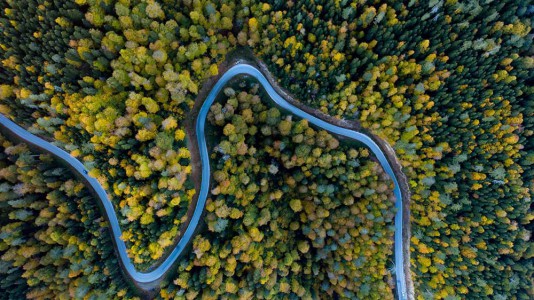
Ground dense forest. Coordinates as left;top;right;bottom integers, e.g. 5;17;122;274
251;1;533;298
0;132;132;299
0;0;532;299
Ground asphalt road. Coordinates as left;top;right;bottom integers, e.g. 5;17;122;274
0;63;407;299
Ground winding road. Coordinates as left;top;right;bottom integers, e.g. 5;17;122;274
0;63;408;299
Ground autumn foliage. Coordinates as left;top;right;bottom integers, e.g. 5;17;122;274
0;0;532;299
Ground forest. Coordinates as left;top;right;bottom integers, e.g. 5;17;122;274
0;0;532;299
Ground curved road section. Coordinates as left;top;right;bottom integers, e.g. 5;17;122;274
0;64;407;300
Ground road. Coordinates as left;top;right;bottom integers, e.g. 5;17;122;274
0;63;408;299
